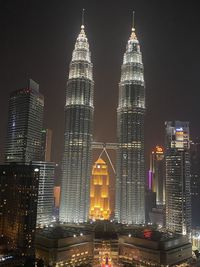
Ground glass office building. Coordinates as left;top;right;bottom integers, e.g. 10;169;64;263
33;161;55;227
165;121;191;238
5;79;44;163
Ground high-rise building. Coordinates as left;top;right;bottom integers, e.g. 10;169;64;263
165;121;191;238
5;79;44;163
4;79;55;228
115;13;146;224
150;146;165;206
41;129;52;162
0;164;39;257
60;19;94;223
90;158;111;220
190;138;200;226
33;161;55;227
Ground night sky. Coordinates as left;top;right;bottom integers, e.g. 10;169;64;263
0;0;200;182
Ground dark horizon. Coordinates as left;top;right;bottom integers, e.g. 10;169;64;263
1;0;200;181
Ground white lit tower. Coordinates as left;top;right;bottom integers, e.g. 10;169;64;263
165;121;191;238
60;11;94;223
115;12;145;224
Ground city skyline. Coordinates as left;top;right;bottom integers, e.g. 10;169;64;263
0;1;200;177
0;2;199;265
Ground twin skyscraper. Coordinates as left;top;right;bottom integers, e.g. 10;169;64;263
60;12;146;224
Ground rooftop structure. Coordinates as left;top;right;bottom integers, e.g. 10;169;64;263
35;225;93;267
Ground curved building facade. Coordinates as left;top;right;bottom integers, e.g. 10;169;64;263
60;24;94;223
115;22;146;224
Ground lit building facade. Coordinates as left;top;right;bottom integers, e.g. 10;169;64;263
54;186;61;209
118;229;192;267
5;79;44;163
190;138;200;226
35;226;94;267
192;228;200;250
150;146;165;206
90;158;111;220
165;121;191;238
53;186;61;221
0;164;39;257
115;16;145;224
60;22;94;223
33;161;55;227
41;129;53;162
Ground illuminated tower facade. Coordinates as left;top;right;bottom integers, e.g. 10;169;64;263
5;79;44;163
90;158;111;220
60;19;94;223
41;129;52;162
150;146;165;206
165;121;191;238
190;138;200;226
115;13;145;224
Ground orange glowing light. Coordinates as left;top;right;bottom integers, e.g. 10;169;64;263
156;146;163;153
54;186;60;208
152;145;164;155
176;131;183;135
90;158;111;220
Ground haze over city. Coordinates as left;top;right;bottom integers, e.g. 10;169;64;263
0;0;200;171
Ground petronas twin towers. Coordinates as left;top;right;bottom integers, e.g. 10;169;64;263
60;24;94;223
60;13;146;224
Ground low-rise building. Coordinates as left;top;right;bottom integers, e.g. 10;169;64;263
118;228;192;266
35;225;93;267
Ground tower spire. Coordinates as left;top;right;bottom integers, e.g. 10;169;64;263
132;10;135;32
130;10;137;40
81;8;85;29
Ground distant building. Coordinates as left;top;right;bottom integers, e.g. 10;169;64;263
165;121;191;238
0;164;39;257
149;207;165;227
150;145;165;206
190;138;200;226
115;13;145;224
41;129;52;162
90;158;111;220
5;79;44;163
33;161;55;227
145;189;156;224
